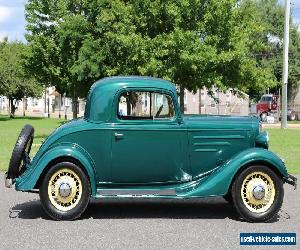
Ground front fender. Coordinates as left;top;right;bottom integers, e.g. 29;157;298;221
15;143;97;196
181;147;288;197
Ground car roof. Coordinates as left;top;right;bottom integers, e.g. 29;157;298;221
85;76;177;122
91;76;176;92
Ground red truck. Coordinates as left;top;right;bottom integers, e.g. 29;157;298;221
256;94;278;121
256;94;297;121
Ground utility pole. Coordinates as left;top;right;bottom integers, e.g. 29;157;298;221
281;0;290;129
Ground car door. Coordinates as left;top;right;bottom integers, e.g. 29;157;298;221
110;89;189;184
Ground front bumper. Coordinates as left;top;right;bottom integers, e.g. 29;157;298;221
4;172;15;188
284;174;297;190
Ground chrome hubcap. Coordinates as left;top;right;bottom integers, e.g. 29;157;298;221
252;184;265;200
59;182;72;197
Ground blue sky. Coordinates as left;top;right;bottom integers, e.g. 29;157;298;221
0;0;299;42
0;0;26;41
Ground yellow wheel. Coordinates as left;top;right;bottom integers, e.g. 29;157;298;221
40;162;90;220
232;166;283;222
48;168;82;212
241;171;275;213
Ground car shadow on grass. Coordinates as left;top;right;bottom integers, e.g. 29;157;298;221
8;197;283;222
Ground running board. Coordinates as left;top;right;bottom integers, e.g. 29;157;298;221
96;189;176;197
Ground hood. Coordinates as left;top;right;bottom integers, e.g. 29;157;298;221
183;114;258;130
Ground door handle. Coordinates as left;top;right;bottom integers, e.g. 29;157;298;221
114;132;124;139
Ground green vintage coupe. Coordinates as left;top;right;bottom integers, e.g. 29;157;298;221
5;76;297;221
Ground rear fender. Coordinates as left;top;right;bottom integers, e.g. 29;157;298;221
15;143;97;196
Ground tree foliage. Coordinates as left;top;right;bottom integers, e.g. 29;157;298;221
0;39;42;117
24;0;300;114
242;0;300;101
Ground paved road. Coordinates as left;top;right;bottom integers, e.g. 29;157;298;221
0;172;299;250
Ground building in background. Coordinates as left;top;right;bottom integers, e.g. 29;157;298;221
0;86;86;118
184;88;249;116
0;86;249;118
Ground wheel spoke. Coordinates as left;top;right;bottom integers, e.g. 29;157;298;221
240;171;275;213
47;168;82;212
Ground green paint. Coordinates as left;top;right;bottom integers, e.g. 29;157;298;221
14;76;292;198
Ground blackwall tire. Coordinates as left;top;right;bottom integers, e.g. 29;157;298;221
231;165;283;222
223;192;233;203
260;113;267;122
288;111;296;121
7;124;34;179
39;162;90;221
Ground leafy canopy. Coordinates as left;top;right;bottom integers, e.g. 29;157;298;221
24;0;300;113
0;39;42;102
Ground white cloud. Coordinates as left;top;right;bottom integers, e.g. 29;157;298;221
0;6;13;23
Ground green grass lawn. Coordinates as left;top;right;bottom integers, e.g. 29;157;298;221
0;115;64;171
266;128;300;174
287;120;300;124
0;115;299;174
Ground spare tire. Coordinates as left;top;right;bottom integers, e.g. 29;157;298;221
7;124;34;179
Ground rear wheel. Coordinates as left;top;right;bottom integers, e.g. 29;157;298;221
39;162;90;220
231;166;283;222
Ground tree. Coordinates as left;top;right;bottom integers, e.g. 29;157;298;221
25;0;290;114
74;0;277;112
25;0;98;118
241;0;300;101
0;39;42;117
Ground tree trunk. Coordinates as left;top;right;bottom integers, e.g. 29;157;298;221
72;97;78;119
198;89;202;114
179;85;185;114
23;98;26;117
8;98;11;116
44;87;47;114
9;98;16;118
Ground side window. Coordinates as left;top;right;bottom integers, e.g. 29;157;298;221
151;92;174;119
118;91;151;120
117;91;175;120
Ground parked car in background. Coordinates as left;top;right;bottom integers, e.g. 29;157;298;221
5;76;297;221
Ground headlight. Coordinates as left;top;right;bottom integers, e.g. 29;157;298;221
255;131;269;149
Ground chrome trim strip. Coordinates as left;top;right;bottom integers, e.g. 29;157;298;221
193;142;231;146
97;189;176;196
193;135;245;139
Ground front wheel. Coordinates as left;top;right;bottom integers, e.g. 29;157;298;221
39;162;90;220
231;166;283;222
